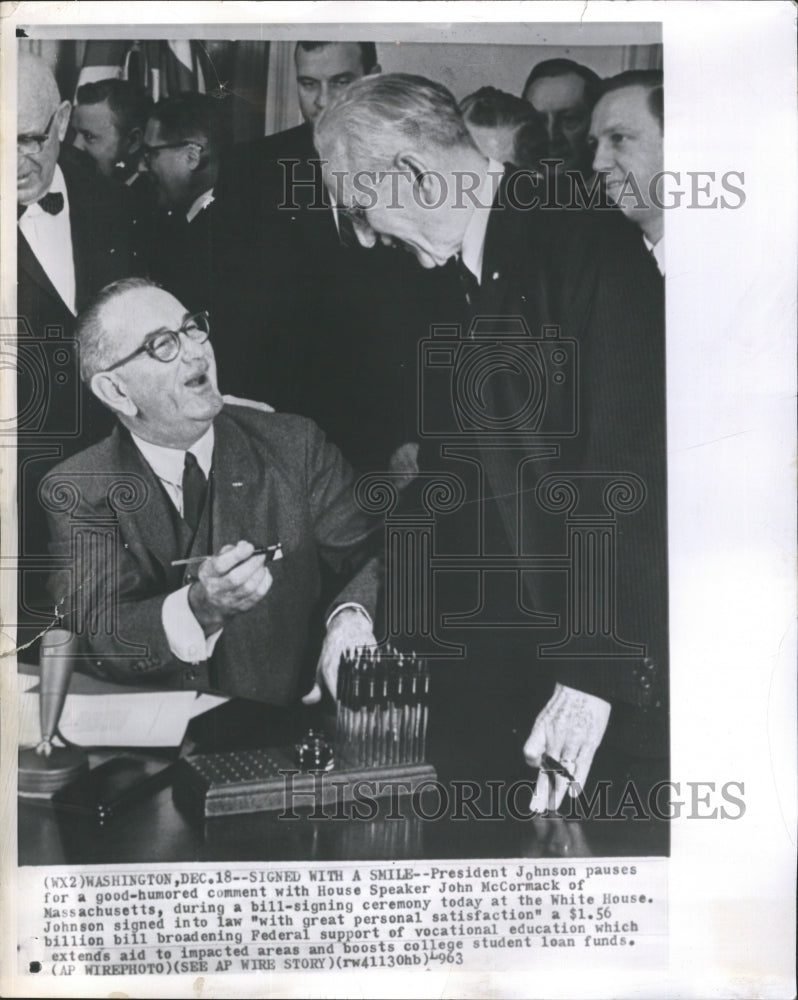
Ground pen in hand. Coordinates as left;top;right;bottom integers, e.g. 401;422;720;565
541;753;577;785
171;542;282;567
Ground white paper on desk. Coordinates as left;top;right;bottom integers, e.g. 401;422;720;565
17;673;227;748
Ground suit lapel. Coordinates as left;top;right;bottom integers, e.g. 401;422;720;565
480;178;551;329
17;229;64;309
209;411;276;553
112;429;186;583
62;157;94;310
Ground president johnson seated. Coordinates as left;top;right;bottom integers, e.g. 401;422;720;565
43;278;379;710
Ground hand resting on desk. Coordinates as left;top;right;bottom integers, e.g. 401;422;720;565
301;607;377;705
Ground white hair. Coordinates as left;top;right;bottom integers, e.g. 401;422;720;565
314;72;475;175
18;52;62;117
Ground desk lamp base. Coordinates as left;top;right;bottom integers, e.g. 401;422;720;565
18;743;89;796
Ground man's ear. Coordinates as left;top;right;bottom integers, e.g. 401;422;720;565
90;371;138;418
55;100;72;142
395;150;439;207
125;126;143;157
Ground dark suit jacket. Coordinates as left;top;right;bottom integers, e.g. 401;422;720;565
17;147;143;623
17;144;142;331
147;197;220;317
213;124;463;472
43;404;379;705
17;145;141;449
422;172;668;755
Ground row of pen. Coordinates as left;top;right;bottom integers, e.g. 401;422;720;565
335;647;431;768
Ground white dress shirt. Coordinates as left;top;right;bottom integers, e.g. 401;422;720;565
18;165;76;315
643;235;666;276
459;158;505;283
186;187;215;224
130;427;220;664
129;425;370;665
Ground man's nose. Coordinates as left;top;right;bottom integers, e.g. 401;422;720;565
544;114;559;143
591;139;612;173
72;132;86;152
315;82;330;111
179;329;208;361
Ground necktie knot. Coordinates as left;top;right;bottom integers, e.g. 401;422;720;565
39;191;64;215
182;451;207;532
18;191;64;220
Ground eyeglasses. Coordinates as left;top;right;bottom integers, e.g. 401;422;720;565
104;312;211;372
140;140;205;164
18;109;58;156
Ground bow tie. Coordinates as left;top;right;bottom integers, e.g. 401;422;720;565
18;191;64;219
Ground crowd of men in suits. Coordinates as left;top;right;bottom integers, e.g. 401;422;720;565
16;43;666;811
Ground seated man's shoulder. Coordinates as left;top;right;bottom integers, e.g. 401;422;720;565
48;431;117;475
220;401;318;447
39;431;127;513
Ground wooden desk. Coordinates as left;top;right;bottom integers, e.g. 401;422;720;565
18;744;668;865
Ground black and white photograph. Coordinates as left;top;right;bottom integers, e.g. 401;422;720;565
0;3;795;997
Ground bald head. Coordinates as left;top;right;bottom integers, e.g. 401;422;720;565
18;53;71;206
19;54;61;118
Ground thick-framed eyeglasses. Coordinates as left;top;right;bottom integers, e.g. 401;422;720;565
104;312;211;372
17;109;58;156
140;140;205;164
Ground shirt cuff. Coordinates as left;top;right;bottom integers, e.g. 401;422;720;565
326;603;373;630
162;586;223;664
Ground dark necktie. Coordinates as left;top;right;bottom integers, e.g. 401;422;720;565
182;451;207;532
336;209;360;249
455;255;480;308
17;191;64;220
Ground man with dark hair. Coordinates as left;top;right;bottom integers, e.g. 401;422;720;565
217;40;380;229
140;92;223;214
522;57;602;177
590;70;665;273
71;78;153;181
294;41;379;121
139;92;229;315
44;279;379;731
460;86;548;170
315;73;667;812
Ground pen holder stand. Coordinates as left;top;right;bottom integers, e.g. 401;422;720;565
172;648;436;821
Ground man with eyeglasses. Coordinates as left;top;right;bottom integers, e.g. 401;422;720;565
16;53;142;637
43;278;379;741
17;54;140;339
138;92;230;318
314;74;667;815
